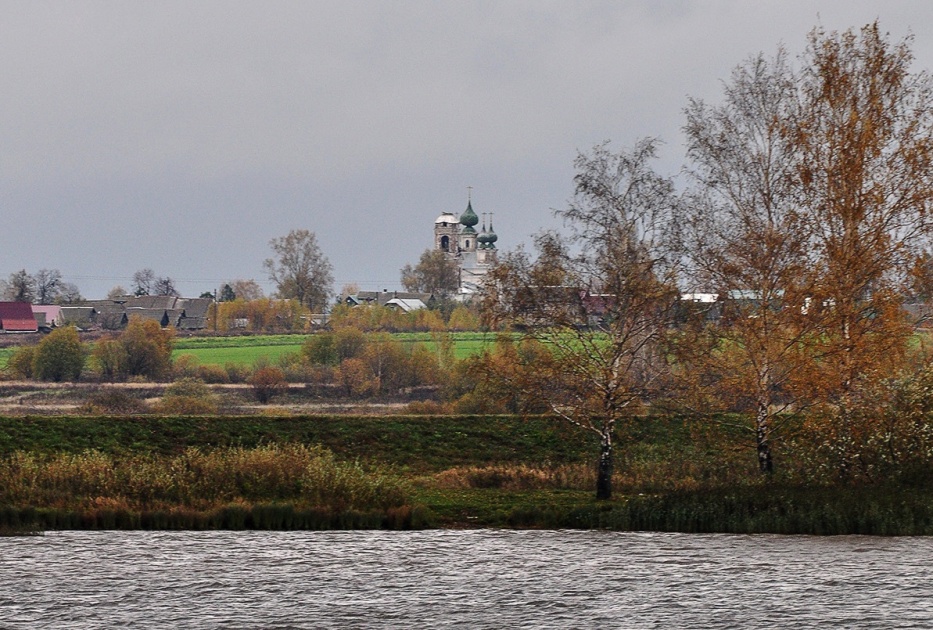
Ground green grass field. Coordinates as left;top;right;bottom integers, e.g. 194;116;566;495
0;332;498;372
173;340;307;366
171;332;495;367
0;347;12;370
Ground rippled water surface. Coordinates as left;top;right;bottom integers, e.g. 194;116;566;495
1;530;932;628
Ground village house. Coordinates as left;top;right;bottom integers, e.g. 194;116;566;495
384;297;428;313
346;291;434;309
30;305;62;330
0;302;38;333
13;296;216;332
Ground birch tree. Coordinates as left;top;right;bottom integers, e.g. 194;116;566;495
679;50;812;474
482;139;680;500
789;23;933;477
264;229;334;312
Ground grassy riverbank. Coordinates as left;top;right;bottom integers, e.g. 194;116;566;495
0;413;931;534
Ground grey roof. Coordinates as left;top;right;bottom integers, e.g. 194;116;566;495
70;296;212;329
384;298;427;312
125;296;179;310
81;300;123;309
59;306;95;323
353;291;434;306
178;316;207;330
95;309;128;330
95;304;126;315
126;308;169;324
178;297;213;319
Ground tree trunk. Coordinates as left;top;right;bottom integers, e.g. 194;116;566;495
596;430;613;500
755;400;773;474
837;404;853;481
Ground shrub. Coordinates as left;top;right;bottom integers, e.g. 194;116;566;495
302;333;338;366
334;327;366;361
120;318;174;380
91;337;126;381
172;354;200;379
447;305;480;331
214;298;310;333
407;344;444;388
334;358;376;397
154;395;218;415
154;378;218;414
275;352;309;382
196;364;230;384
32;326;85;382
78;389;149;415
163;378;213;399
224;362;250;383
6;346;36;379
789;364;933;485
249;367;288;404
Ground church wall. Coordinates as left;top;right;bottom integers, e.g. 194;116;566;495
432;203;498;294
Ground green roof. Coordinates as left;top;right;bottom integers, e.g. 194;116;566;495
460;200;479;228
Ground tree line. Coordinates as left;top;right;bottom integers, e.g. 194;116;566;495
1;269;83;304
480;22;933;499
1;228;337;310
3;319;477;409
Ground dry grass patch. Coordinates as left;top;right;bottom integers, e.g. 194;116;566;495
430;463;596;491
0;444;411;513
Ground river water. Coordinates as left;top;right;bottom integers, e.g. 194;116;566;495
1;530;931;628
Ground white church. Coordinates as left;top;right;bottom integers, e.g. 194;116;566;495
433;198;499;294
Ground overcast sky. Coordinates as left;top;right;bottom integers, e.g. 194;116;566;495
3;1;933;299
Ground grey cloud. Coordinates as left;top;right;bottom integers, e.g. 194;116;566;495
2;1;932;297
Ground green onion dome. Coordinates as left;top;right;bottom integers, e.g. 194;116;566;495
486;220;498;248
460;200;479;228
477;224;491;248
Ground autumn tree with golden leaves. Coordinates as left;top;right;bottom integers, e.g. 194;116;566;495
790;23;933;478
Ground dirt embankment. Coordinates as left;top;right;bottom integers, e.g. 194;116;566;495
0;380;411;416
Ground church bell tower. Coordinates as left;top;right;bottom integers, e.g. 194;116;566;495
434;210;459;253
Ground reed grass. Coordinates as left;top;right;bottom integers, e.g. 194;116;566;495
0;503;431;531
1;413;930;533
496;485;933;535
430;463;596;490
0;444;416;530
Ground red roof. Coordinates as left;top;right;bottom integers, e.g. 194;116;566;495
0;302;38;332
